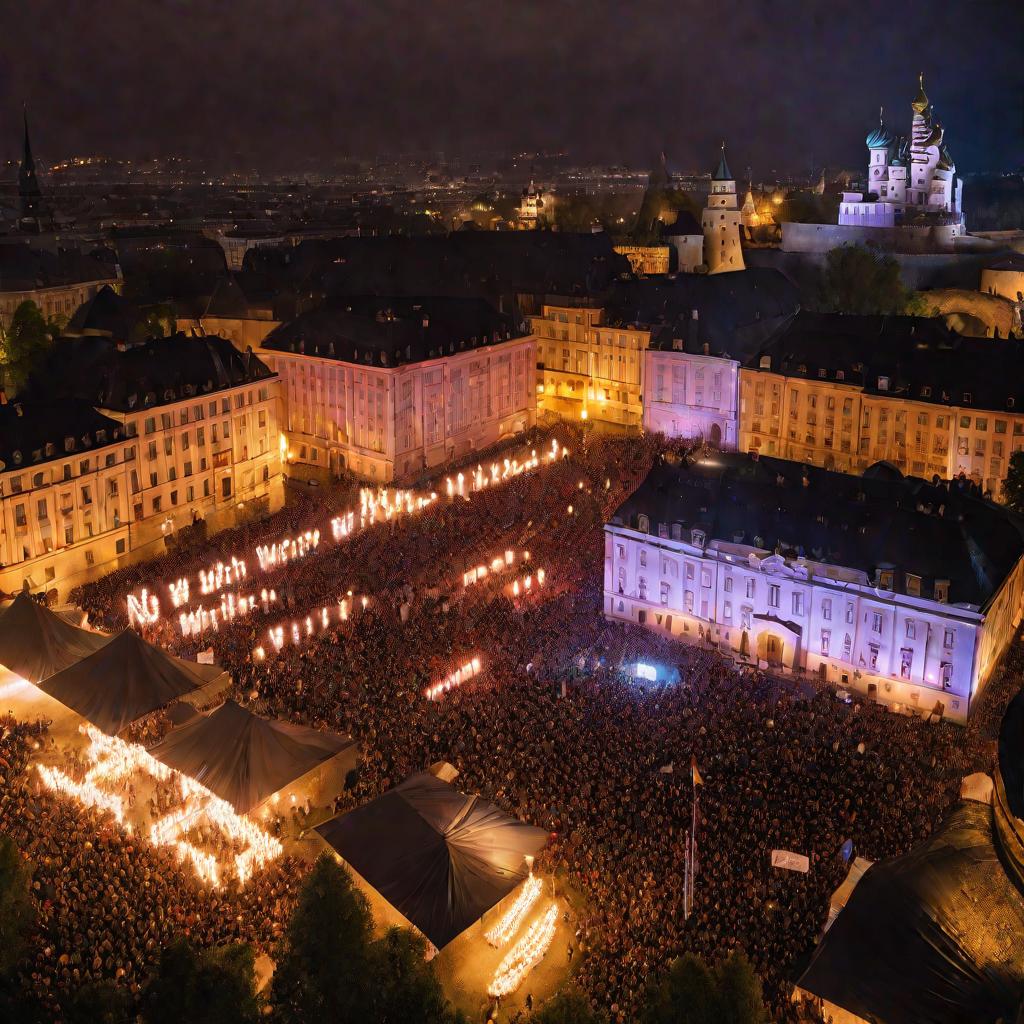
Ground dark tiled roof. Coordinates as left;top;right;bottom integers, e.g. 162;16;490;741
263;297;521;367
611;452;1024;608
26;334;274;413
987;254;1024;272
0;398;122;470
66;285;139;340
0;244;117;293
245;232;632;303
605;268;800;361
749;310;1024;410
660;211;702;237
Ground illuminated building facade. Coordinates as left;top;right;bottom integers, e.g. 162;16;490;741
605;454;1024;723
531;303;649;429
739;311;1024;496
261;297;536;481
0;336;283;599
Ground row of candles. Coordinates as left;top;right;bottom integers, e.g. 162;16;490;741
487;900;560;998
128;437;569;633
35;725;282;887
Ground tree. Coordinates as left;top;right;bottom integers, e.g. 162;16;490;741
138;303;178;340
531;987;608;1024
0;834;35;976
270;854;373;1023
0;300;61;395
815;244;921;316
139;939;260;1024
641;951;769;1024
714;951;770;1024
63;979;132;1024
642;953;719;1024
1002;451;1024;513
367;927;455;1024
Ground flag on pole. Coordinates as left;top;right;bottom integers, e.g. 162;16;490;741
691;756;704;787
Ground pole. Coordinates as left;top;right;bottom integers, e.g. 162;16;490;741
683;829;690;921
690;780;699;914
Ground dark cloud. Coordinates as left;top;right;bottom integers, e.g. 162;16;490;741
1;0;1021;172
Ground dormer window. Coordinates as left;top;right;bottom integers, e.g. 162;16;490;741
818;368;827;379
878;569;894;589
691;529;706;549
12;451;22;464
963;392;972;404
877;376;890;391
637;513;650;534
921;386;931;398
934;580;950;603
64;437;75;452
44;442;55;457
836;370;845;381
905;573;921;596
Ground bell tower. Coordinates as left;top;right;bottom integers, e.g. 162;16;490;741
701;143;744;274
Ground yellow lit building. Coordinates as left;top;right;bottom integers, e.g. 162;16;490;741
613;245;671;276
531;303;650;430
740;312;1024;496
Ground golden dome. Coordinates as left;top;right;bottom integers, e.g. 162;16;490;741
911;72;929;115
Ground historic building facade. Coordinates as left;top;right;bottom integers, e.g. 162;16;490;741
604;455;1024;724
261;298;536;482
0;336;284;600
532;303;649;430
739;312;1024;497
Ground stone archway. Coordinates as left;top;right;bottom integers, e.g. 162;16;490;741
709;422;723;447
757;631;786;667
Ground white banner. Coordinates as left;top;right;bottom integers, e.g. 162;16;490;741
771;849;810;873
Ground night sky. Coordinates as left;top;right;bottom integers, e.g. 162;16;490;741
3;0;1023;173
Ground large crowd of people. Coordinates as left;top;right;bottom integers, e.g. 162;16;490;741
0;424;1009;1020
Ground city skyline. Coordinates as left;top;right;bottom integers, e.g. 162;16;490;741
2;0;1022;174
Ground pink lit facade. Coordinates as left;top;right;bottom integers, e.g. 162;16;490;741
643;346;741;448
263;337;537;482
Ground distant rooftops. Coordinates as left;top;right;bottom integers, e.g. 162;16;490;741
604;268;799;360
0;398;122;471
611;451;1024;609
27;333;274;413
750;310;1024;411
263;296;524;367
0;244;118;293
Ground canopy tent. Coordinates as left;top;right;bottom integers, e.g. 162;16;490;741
0;593;110;683
148;700;358;813
316;772;548;950
38;629;223;735
797;799;1024;1024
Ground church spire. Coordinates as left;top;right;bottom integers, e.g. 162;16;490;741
18;105;45;228
712;141;732;182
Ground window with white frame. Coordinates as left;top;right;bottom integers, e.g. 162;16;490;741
768;584;780;608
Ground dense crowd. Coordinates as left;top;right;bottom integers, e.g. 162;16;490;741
4;425;1008;1020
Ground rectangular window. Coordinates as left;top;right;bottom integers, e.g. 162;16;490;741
821;629;830;655
746;579;755;599
871;611;883;633
724;576;733;593
943;628;954;649
792;592;804;616
906;620;916;640
768;584;780;608
822;599;832;621
701;569;712;589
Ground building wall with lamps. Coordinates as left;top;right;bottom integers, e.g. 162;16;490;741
0;336;283;600
603;454;1024;724
531;304;649;429
261;298;536;482
739;311;1024;497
